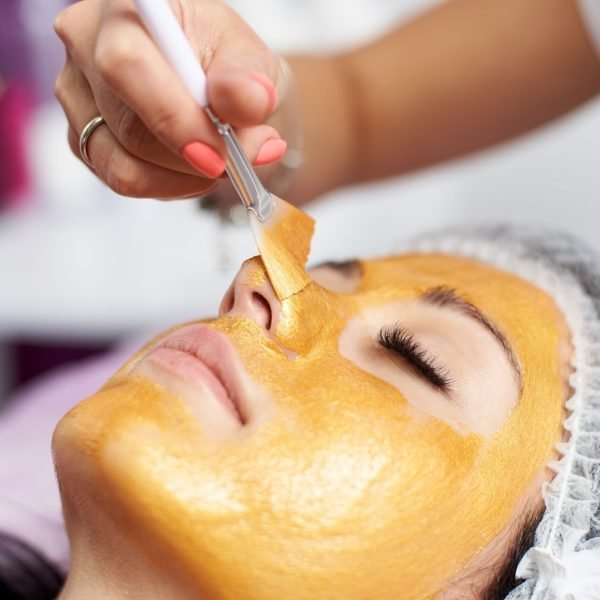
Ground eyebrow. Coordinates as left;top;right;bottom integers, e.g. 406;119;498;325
420;287;522;389
311;259;363;278
314;265;522;388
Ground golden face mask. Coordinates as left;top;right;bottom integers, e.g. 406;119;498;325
53;253;567;599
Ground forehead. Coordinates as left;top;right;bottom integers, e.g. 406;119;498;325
356;254;554;311
358;253;525;292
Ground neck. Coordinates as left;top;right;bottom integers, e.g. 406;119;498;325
58;491;200;600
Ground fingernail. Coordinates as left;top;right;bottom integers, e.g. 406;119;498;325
248;72;277;113
254;138;287;166
181;141;225;178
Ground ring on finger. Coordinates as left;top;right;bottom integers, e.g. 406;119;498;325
79;115;106;169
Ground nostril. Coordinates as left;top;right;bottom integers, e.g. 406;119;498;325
251;291;272;330
220;286;235;315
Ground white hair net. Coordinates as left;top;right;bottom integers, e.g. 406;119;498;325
400;225;600;600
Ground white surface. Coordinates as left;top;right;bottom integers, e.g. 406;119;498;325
229;0;439;53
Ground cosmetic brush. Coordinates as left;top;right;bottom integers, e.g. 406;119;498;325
134;0;314;300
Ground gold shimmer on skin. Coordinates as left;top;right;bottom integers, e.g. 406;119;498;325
243;263;267;288
54;250;567;599
250;197;315;300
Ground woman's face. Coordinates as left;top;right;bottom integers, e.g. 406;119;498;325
54;253;568;599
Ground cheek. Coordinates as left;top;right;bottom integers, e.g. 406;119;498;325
55;348;530;599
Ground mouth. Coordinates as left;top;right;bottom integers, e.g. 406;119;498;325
142;324;249;425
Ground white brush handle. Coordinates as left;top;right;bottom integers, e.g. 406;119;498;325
134;0;208;106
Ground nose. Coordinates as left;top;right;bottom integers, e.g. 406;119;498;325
218;257;281;336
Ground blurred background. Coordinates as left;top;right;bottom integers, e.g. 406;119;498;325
2;0;600;404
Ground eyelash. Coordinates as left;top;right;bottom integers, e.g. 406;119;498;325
376;324;454;393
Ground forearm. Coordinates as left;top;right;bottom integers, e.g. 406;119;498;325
286;0;600;201
278;55;356;204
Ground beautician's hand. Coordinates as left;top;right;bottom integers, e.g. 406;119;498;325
53;0;287;199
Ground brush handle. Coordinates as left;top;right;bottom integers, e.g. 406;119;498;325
134;0;208;106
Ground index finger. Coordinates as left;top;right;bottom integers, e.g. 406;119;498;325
93;0;227;176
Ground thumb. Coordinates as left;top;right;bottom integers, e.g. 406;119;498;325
205;26;280;127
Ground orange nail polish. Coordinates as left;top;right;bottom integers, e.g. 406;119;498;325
181;142;225;178
254;139;287;166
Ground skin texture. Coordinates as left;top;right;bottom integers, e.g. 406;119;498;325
54;253;567;600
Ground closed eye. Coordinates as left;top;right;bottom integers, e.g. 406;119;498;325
377;324;454;394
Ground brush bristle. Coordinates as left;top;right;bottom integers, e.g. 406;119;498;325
250;196;315;300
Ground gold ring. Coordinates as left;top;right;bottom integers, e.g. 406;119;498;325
79;115;105;168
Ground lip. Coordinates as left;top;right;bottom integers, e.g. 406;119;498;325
142;324;250;425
